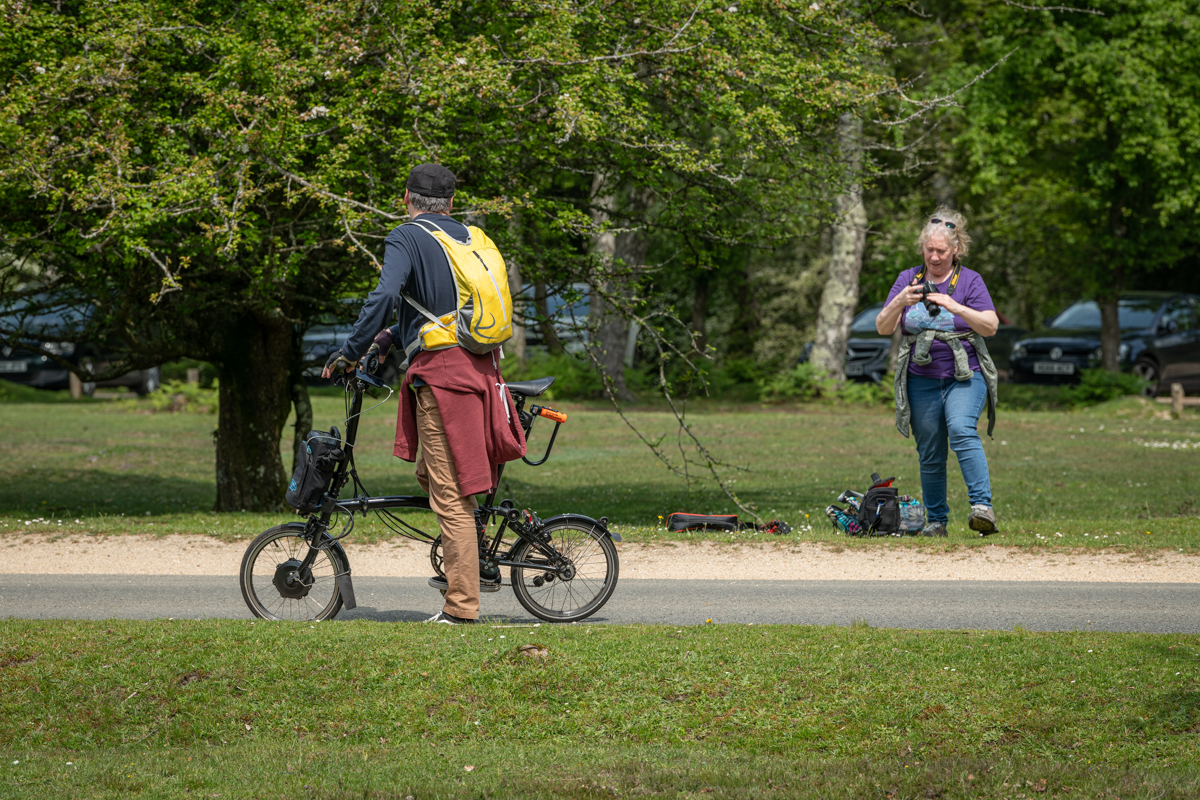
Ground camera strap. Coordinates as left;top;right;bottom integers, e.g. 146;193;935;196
914;261;961;296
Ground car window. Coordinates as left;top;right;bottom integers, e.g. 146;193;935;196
850;305;882;333
1050;299;1161;330
1161;301;1195;332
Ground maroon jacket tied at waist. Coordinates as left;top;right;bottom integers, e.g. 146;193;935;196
393;348;527;497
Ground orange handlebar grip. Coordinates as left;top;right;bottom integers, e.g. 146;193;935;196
538;407;568;424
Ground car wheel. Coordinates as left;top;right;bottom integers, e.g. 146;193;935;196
1131;358;1160;397
135;366;161;396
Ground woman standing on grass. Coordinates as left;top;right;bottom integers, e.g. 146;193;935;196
876;206;1000;537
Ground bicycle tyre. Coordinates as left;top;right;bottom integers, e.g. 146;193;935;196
509;520;618;623
240;524;344;621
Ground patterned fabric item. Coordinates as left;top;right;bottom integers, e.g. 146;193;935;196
899;495;927;534
825;505;864;536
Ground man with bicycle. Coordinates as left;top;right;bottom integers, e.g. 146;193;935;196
323;163;525;625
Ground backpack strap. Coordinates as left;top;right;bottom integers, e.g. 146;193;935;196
405;216;473;246
398;218;464;345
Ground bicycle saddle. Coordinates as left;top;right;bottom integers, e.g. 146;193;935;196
506;376;555;397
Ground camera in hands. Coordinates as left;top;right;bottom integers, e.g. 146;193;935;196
915;280;941;318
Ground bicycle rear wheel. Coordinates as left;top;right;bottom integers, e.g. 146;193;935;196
240;525;344;621
509;520;618;623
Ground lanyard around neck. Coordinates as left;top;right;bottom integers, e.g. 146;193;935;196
915;262;961;296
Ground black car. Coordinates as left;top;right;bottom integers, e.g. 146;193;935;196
0;302;161;396
800;303;1026;383
1009;292;1200;395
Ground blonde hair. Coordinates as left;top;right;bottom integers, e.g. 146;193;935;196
917;205;971;259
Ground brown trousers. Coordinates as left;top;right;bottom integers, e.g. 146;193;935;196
414;388;480;619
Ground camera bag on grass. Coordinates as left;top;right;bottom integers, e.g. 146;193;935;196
856;473;900;535
825;476;926;537
666;512;792;535
286;428;346;513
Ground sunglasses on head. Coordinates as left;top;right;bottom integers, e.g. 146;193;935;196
930;217;957;229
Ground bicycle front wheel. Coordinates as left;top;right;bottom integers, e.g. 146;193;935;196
509;520;618;623
240;525;344;621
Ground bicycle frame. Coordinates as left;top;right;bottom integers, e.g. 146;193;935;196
291;367;617;611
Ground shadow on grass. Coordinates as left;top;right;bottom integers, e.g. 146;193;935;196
2;468;217;517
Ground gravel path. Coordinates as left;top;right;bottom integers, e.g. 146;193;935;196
4;534;1197;582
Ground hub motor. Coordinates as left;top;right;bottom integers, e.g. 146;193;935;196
272;558;314;600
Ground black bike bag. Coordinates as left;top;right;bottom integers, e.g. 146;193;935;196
856;473;900;535
285;429;346;514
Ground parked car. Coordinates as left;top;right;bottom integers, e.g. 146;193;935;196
518;283;591;354
799;303;1026;382
301;318;402;386
0;301;161;396
1008;292;1200;395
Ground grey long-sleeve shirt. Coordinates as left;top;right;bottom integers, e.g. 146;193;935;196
339;213;468;363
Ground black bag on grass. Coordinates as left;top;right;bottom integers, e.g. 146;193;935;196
856;473;900;535
666;512;740;532
666;512;792;535
285;428;346;513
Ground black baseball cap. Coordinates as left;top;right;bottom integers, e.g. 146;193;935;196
406;163;456;198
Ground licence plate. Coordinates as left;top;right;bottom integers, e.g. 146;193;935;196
845;363;864;376
0;360;27;374
1033;361;1074;375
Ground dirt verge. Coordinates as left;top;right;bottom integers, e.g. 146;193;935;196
4;535;1199;582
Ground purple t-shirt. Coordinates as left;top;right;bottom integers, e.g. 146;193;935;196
885;265;995;379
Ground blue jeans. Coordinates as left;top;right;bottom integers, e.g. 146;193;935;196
907;372;992;524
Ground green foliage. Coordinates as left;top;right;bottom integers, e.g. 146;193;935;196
505;353;603;401
1059;368;1150;408
118;380;219;414
0;378;77;404
995;382;1065;412
758;364;892;405
997;370;1149;411
160;359;218;390
759;362;823;402
958;0;1200;301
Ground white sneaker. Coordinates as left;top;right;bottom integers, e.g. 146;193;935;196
424;610;479;625
968;504;998;536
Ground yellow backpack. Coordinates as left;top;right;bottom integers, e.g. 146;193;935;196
401;218;513;358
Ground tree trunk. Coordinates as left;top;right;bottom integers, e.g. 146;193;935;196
809;114;868;384
213;311;295;511
1099;297;1121;373
288;329;313;477
588;174;643;403
506;214;527;369
532;282;563;355
692;271;710;352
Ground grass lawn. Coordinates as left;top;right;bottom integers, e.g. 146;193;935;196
2;384;1198;550
2;620;1199;798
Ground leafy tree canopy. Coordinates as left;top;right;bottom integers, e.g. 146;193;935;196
0;0;893;509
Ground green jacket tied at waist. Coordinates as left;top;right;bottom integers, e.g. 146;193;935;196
894;329;997;439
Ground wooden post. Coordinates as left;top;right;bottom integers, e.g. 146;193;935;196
68;372;83;400
1170;382;1185;417
186;367;200;385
